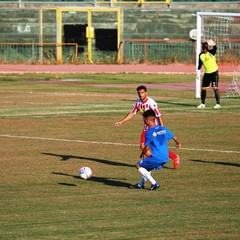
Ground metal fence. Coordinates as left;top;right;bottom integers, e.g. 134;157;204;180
121;39;240;64
1;40;239;64
0;43;78;64
121;39;196;64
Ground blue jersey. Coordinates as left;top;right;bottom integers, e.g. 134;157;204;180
145;125;174;163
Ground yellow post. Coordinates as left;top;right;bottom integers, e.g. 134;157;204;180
87;11;93;63
56;9;62;63
42;7;121;64
39;9;43;64
116;9;121;63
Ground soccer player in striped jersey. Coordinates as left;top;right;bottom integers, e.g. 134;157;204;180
114;85;180;169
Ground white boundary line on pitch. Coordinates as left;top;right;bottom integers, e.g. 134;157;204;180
0;134;240;154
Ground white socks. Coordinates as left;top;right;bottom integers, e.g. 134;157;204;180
138;167;156;185
139;176;147;186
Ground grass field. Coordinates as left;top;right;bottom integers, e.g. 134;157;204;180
0;73;239;240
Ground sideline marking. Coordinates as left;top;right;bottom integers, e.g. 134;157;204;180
0;134;240;154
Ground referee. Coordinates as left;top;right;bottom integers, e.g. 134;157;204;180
197;39;221;109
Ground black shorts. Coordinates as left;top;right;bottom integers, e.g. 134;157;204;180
202;70;219;88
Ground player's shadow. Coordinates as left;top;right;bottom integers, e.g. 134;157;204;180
42;152;133;168
52;172;131;188
157;100;195;107
122;99;195;108
190;159;240;167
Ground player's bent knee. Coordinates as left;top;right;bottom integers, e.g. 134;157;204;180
135;163;141;169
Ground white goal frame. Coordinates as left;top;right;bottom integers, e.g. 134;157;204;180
195;12;240;98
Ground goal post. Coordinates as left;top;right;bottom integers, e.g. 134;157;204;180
195;12;240;98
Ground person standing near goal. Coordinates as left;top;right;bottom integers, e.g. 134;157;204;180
114;85;180;169
197;39;221;109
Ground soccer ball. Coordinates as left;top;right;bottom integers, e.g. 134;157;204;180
79;167;92;180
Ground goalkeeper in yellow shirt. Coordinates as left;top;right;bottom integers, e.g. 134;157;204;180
197;39;221;109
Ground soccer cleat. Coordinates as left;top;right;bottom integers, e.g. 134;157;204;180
213;104;221;109
197;103;205;109
130;183;145;189
150;182;160;190
173;155;180;169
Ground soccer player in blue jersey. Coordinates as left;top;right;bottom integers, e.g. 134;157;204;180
130;109;181;190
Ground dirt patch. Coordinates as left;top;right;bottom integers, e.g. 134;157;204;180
26;80;229;91
0;63;236;74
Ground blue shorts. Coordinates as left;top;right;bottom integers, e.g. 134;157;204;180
138;157;168;171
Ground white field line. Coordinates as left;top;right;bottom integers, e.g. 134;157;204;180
0;134;239;154
0;90;123;98
0;109;128;117
1;107;240;118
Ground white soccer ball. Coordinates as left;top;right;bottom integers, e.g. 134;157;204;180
79;167;92;180
189;29;197;40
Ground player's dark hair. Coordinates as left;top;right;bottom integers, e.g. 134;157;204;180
137;85;147;92
202;42;208;51
142;109;156;118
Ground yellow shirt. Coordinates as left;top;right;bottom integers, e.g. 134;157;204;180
200;52;218;74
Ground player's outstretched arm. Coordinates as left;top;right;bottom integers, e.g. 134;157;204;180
158;115;164;126
173;136;181;149
114;113;135;127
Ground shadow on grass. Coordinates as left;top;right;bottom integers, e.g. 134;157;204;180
121;100;195;108
42;152;133;167
43;152;173;170
52;172;131;188
157;100;195;107
190;159;240;167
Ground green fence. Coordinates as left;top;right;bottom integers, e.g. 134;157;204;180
122;40;195;64
0;43;77;64
122;40;240;64
1;40;239;65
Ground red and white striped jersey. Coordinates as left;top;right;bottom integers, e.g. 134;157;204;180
131;97;161;129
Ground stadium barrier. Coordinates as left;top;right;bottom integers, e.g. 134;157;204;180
121;39;240;64
0;43;78;64
0;40;195;64
1;40;239;64
121;39;195;64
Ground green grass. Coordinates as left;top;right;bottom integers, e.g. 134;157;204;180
0;73;239;240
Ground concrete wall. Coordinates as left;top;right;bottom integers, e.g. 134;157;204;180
0;6;239;43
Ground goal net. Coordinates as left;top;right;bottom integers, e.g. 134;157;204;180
195;12;240;98
225;68;240;98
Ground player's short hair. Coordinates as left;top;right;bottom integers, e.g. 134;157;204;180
202;42;209;51
137;85;147;92
142;109;156;118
